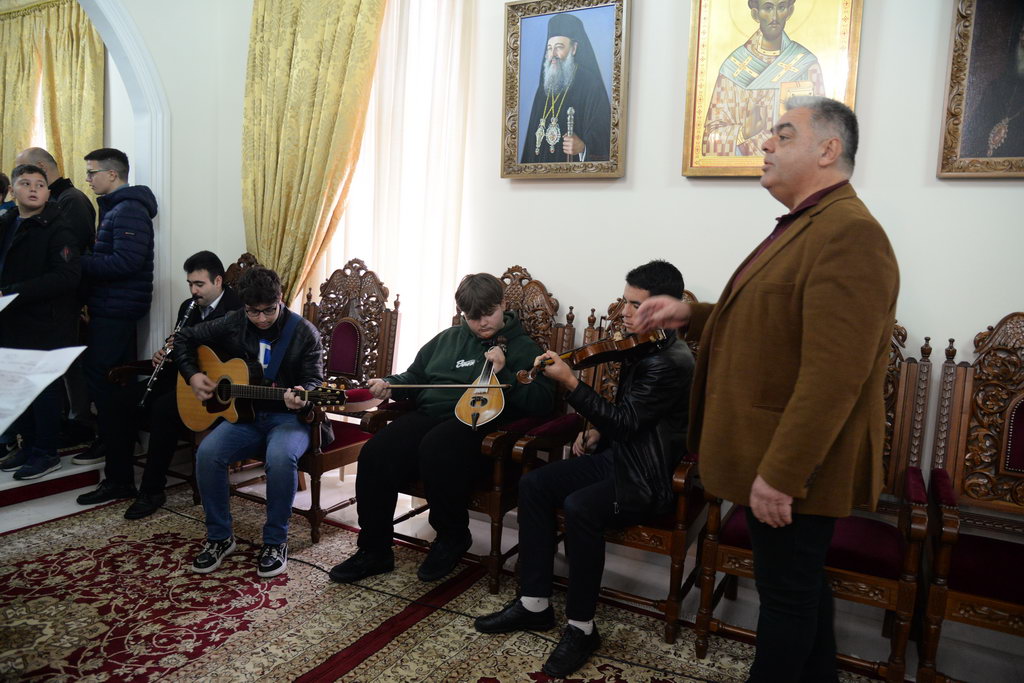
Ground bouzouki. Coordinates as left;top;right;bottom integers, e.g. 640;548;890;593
176;345;347;431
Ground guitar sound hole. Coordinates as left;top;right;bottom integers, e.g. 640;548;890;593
215;381;231;402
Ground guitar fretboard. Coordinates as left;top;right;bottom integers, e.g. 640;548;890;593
228;384;305;401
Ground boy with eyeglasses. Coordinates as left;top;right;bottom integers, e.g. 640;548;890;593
171;266;330;578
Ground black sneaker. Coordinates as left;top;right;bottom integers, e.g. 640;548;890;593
124;491;167;520
72;439;106;465
474;598;556;634
256;542;288;578
328;548;395;583
543;624;601;678
192;537;237;574
76;479;138;505
0;448;30;472
416;532;473;582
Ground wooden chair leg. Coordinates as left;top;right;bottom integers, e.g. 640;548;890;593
309;472;322;544
916;583;947;683
695;534;718;659
661;529;688;644
488;506;503;594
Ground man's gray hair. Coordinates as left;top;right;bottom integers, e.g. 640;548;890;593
785;96;858;173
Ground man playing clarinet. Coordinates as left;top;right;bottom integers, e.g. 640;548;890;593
76;251;241;519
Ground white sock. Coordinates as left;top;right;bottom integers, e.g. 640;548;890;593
519;596;549;612
568;618;594;635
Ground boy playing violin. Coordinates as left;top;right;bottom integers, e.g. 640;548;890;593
473;260;694;679
329;273;554;584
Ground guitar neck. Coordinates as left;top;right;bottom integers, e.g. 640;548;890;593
229;384;305;402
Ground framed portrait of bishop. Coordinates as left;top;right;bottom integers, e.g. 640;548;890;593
683;0;862;176
501;0;629;179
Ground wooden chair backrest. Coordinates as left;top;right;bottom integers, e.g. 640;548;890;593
451;264;577;355
877;323;932;501
303;257;399;386
930;312;1024;533
223;252;260;288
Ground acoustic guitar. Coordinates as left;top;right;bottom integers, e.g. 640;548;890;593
176;345;347;431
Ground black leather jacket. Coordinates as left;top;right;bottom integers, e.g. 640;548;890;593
171;306;332;445
566;334;694;517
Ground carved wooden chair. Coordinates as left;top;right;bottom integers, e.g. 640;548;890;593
917;316;1024;682
510;290;704;644
361;265;576;592
107;252;260;504
229;258;399;543
693;324;932;683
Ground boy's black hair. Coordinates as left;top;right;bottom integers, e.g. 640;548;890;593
11;164;48;184
237;266;283;306
626;260;685;298
455;273;505;320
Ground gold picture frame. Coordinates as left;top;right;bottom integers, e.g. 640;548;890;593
501;0;629;179
682;0;862;177
938;0;1024;178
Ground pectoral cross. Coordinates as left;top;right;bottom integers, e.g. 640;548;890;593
729;55;759;79
770;52;806;83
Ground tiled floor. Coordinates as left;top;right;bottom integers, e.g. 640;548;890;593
3;463;1022;682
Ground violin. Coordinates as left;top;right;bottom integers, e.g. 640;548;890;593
454;336;507;430
516;329;667;384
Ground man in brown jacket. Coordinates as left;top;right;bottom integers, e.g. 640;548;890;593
635;96;898;680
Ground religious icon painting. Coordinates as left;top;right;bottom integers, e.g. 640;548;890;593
682;0;863;176
501;0;630;179
938;0;1024;178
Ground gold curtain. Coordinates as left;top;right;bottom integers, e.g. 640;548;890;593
37;0;105;193
0;2;42;180
242;0;387;301
0;0;103;191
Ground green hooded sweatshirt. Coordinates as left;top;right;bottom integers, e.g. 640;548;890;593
385;311;554;419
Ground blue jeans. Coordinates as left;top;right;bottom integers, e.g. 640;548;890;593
196;411;310;545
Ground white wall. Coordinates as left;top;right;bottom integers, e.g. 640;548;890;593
461;0;1022;378
104;0;251;318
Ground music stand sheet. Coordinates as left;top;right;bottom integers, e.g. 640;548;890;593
0;346;86;434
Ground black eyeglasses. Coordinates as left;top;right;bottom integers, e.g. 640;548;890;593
245;305;279;318
85;168;112;178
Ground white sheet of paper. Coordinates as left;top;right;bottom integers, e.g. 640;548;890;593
0;346;86;434
0;293;18;314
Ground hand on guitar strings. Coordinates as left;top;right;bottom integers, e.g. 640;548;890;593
189;373;217;401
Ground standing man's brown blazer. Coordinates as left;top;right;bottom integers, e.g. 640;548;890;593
687;183;899;518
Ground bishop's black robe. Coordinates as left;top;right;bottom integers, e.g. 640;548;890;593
520;66;612;163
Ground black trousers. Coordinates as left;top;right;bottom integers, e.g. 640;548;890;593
104;378;185;493
354;411;493;550
13;379;64;456
517;449;635;622
745;506;839;682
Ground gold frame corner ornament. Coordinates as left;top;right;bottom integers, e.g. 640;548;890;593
501;0;630;180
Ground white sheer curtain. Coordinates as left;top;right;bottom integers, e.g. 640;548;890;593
302;0;474;372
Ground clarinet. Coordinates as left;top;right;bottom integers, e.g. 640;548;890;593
139;298;199;407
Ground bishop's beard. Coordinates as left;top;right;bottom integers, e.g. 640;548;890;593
543;50;576;95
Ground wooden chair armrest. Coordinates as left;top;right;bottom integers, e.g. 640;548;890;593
671;460;696;493
360;407;411;433
108;360;155;385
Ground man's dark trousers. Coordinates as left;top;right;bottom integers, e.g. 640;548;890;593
354;411;494;550
517;448;633;621
104;377;185;494
84;316;137;445
745;506;839;682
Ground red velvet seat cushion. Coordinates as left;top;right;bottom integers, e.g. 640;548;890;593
718;507;905;580
502;415;555;435
525;413;584;438
948;533;1024;605
345;388;375;402
328;420;373;448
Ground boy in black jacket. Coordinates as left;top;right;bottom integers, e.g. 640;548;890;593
172;266;326;578
473;261;694;678
0;164;81;480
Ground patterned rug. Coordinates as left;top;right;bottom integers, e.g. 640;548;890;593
0;488;876;682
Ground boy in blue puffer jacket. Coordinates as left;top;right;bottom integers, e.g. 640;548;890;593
78;148;157;466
